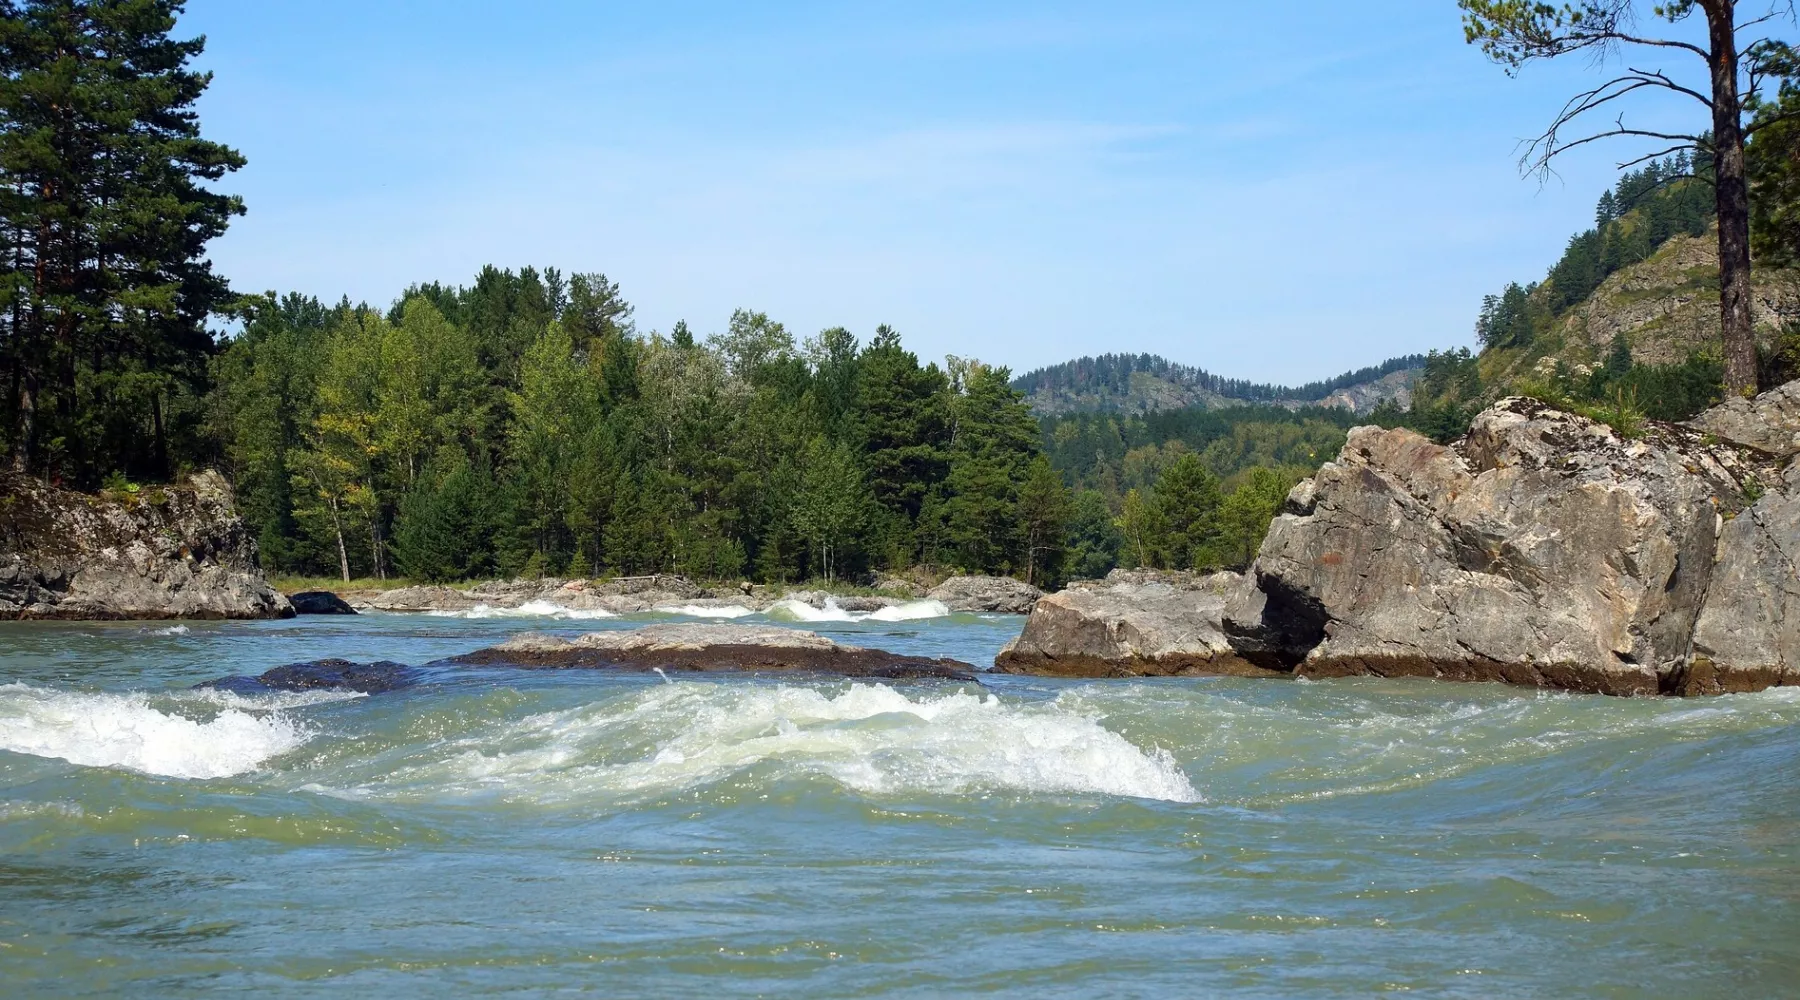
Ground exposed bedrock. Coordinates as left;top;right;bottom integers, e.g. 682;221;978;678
450;622;979;681
0;470;291;620
1222;392;1792;695
1002;384;1800;696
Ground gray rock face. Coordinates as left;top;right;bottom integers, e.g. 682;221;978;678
927;575;1042;613
1688;379;1800;457
452;623;976;680
1687;488;1800;693
995;571;1275;678
1223;393;1789;696
0;471;291;620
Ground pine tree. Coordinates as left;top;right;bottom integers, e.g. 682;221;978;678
0;0;245;482
1155;453;1222;570
1015;456;1073;586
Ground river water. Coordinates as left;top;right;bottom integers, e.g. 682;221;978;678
2;608;1798;997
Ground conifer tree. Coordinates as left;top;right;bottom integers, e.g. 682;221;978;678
0;0;245;481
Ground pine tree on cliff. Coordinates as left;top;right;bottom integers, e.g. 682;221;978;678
0;0;244;482
1459;0;1796;396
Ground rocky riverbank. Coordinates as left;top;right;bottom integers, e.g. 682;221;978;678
0;471;291;620
318;572;1040;617
1002;383;1800;697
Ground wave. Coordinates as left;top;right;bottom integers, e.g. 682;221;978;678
319;682;1198;805
654;603;756;619
762;597;951;624
0;683;314;779
149;624;190;636
427;600;617;620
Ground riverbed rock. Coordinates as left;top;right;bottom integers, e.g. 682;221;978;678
1224;393;1786;696
927;575;1042;613
451;622;977;680
201;658;418;695
995;571;1275;678
289;590;357;615
1685;487;1800;694
0;470;291;620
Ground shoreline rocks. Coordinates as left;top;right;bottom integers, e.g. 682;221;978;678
348;572;1040;617
450;622;978;680
0;471;291;620
927;575;1042;613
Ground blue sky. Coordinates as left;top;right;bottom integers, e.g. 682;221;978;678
179;1;1709;384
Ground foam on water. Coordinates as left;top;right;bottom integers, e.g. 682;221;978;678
656;603;757;619
149;624;190;636
0;683;313;779
328;682;1198;804
763;597;951;624
428;600;617;620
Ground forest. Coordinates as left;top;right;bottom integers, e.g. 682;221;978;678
1012;352;1425;407
9;2;1800;592
207;281;1304;587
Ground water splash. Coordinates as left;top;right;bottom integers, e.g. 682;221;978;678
426;600;617;620
320;681;1199;805
0;683;314;779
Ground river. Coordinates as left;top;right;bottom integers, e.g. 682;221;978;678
2;608;1797;997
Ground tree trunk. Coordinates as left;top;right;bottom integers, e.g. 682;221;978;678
329;497;350;582
1708;1;1759;395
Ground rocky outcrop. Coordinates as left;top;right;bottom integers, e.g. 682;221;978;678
995;569;1274;678
927;575;1042;613
451;623;976;680
0;471;291;620
289;590;357;615
1223;392;1789;696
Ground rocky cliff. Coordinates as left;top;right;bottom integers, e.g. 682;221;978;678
0;471;291;620
1002;383;1800;696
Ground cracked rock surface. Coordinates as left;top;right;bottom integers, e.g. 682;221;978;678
1219;390;1793;695
0;470;291;620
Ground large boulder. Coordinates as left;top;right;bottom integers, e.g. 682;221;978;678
451;623;976;680
1224;394;1786;695
927;575;1042;613
995;570;1274;678
0;471;291;620
289;590;357;615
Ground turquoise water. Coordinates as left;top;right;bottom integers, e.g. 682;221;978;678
3;610;1799;997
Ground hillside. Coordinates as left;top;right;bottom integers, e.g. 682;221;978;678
1479;229;1800;387
1393;153;1800;437
1014;353;1423;416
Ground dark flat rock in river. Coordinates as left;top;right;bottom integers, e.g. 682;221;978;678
450;622;978;680
289;590;357;615
201;658;418;695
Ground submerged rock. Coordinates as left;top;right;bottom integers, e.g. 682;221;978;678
289;590;357;615
0;470;291;620
927;575;1042;614
451;622;977;680
1224;392;1788;696
995;571;1276;678
201;658;417;694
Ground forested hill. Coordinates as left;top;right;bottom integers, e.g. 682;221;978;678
1012;353;1424;416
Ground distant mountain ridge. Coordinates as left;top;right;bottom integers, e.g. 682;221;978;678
1012;352;1425;416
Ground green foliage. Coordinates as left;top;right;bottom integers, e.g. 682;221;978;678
1064;489;1123;581
0;0;246;484
391;449;497;583
1015;456;1074;587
